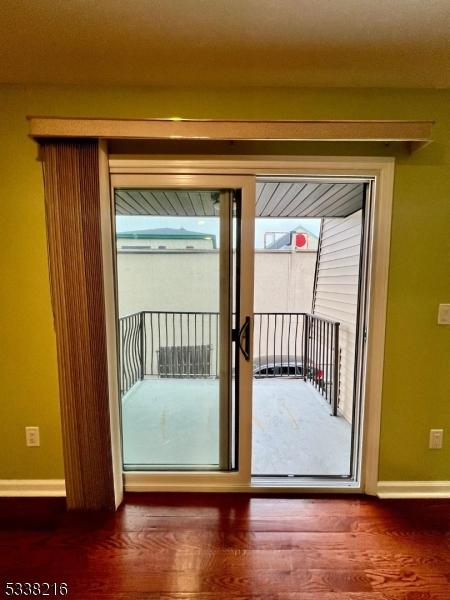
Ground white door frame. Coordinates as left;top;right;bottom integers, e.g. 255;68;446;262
104;155;395;494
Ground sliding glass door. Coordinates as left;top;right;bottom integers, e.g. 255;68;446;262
110;170;370;489
110;175;254;475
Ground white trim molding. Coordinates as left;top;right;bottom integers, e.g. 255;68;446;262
0;480;66;497
377;481;450;499
110;156;393;494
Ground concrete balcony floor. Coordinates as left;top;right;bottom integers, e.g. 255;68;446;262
121;378;351;476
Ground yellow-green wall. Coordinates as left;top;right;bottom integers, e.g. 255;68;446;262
0;85;449;481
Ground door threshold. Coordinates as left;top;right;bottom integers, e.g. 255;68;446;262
123;472;362;493
251;476;361;492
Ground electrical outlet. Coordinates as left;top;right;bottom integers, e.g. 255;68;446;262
25;426;40;447
437;304;450;325
429;429;443;449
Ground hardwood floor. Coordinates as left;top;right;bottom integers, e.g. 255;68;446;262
0;494;449;599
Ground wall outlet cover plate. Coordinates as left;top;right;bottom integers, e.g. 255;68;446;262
438;304;450;325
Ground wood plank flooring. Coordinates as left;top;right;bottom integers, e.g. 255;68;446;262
0;494;449;599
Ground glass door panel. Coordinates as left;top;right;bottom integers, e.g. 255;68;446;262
113;185;239;471
251;177;367;480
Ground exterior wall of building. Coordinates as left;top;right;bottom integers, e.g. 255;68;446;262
117;250;317;317
117;237;214;250
312;211;363;421
254;250;317;313
117;251;220;315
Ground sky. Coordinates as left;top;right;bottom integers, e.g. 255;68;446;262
116;216;320;249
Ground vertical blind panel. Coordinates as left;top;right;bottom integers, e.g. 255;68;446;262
41;140;115;510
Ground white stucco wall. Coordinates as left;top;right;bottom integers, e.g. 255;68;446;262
116;250;317;317
117;237;214;250
254;251;317;313
117;251;220;316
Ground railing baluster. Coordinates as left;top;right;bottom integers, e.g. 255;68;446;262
141;313;145;377
327;322;331;404
194;313;197;376
187;313;190;376
294;314;299;376
317;319;320;389
287;314;291;373
201;313;205;375
325;322;329;402
125;317;131;391
322;321;326;395
216;313;219;378
142;312;147;378
179;313;183;376
157;312;161;376
258;314;262;375
273;314;277;378
301;314;306;381
310;317;314;386
123;318;128;392
134;314;139;382
332;322;339;416
120;319;124;395
314;317;318;388
208;313;211;377
171;313;174;376
317;321;324;390
148;312;153;376
163;315;167;376
311;316;314;382
131;314;136;382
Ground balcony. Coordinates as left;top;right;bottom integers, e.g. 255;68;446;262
119;311;351;476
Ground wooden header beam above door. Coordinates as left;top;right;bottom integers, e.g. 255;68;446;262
28;117;433;153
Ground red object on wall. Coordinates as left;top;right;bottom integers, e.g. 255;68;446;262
294;233;308;248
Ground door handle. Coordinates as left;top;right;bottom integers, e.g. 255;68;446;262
238;316;251;361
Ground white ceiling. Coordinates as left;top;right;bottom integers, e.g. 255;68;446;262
1;0;449;89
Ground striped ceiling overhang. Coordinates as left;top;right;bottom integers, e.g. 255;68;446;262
115;181;365;218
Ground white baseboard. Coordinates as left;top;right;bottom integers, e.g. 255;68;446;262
2;479;448;498
377;480;450;499
0;480;66;497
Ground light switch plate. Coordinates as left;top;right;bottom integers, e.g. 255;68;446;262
438;304;450;325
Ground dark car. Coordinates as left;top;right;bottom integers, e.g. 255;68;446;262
253;359;324;381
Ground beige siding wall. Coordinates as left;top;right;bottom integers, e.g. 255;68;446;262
313;210;362;422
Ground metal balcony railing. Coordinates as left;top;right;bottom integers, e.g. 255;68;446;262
119;311;340;415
